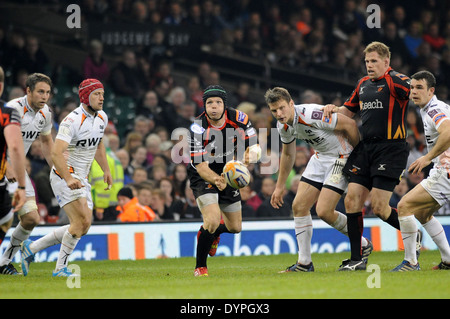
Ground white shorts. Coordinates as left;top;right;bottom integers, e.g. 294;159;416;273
420;167;450;206
25;172;35;198
50;170;93;209
302;154;348;193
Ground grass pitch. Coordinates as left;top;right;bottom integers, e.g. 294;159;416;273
1;251;448;299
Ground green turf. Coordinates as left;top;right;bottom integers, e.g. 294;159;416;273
0;251;448;299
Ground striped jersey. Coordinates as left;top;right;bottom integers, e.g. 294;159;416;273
344;67;410;140
0;101;21;180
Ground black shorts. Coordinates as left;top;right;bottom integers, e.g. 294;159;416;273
0;184;12;221
188;170;241;205
343;139;409;191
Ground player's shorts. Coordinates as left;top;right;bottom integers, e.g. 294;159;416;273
301;153;348;195
343;139;408;191
50;169;93;209
0;181;13;224
188;171;241;212
420;167;450;206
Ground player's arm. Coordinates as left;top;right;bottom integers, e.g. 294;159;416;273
4;123;26;211
334;113;360;147
94;139;112;190
271;140;296;209
409;119;450;174
39;132;54;168
195;161;227;191
51;139;83;190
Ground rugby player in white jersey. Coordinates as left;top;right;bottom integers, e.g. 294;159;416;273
20;79;112;277
0;73;53;275
392;70;450;271
266;87;373;272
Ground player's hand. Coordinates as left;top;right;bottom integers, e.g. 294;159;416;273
408;155;431;175
104;171;113;191
12;188;26;212
322;104;338;119
270;186;285;209
66;176;84;190
215;174;227;191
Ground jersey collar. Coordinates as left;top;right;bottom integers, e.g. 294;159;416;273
422;95;438;112
372;67;392;82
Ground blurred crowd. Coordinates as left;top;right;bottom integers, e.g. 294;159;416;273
1;0;450;224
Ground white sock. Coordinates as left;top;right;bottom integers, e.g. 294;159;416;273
330;212;368;247
399;215;418;265
0;224;30;266
30;225;69;254
55;230;80;271
294;215;313;265
422;217;450;263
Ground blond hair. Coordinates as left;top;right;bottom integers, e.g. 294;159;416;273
363;41;391;60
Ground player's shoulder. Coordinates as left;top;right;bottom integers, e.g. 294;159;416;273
96;110;108;123
228;107;250;126
5;96;26;112
296;103;327;123
388;69;410;85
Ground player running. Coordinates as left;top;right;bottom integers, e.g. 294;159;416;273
0;73;53;275
20;79;112;277
266;87;373;272
188;85;258;277
392;71;450;271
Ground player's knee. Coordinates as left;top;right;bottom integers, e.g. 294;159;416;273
315;206;333;222
396;198;409;216
20;210;41;229
227;224;242;234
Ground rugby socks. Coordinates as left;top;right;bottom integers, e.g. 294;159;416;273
0;224;30;266
330;211;368;247
30;225;70;254
294;215;313;265
213;221;230;237
384;208;400;230
196;226;215;268
422;217;450;263
398;215;418;265
55;230;80;271
347;212;363;261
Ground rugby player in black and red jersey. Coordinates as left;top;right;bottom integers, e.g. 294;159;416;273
323;41;420;271
188;85;257;277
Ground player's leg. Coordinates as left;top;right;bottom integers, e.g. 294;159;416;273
410;175;450;269
392;184;437;271
52;197;91;277
316;187;372;259
371;176;401;230
195;194;222;276
280;179;319;272
0;195;40;268
341;182;370;270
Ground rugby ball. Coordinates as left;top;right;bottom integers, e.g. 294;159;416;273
223;160;251;189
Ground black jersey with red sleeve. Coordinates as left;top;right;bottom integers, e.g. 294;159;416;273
0;101;22;180
188;107;257;177
343;67;410;141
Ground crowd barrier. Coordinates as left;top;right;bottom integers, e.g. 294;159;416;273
2;216;450;263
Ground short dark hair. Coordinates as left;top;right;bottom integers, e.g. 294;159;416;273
26;73;52;92
264;87;292;105
411;70;436;89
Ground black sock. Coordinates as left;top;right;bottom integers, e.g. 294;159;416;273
384;208;400;230
347;212;363;261
196;226;215;268
213;223;230;237
0;228;6;247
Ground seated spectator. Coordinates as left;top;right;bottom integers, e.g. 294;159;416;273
129;145;148;173
177;180;201;219
158;177;184;220
151;188;174;220
116;187;158;222
115;148;133;186
83;39;109;82
131;167;148;185
109;49;147;100
172;163;188;200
